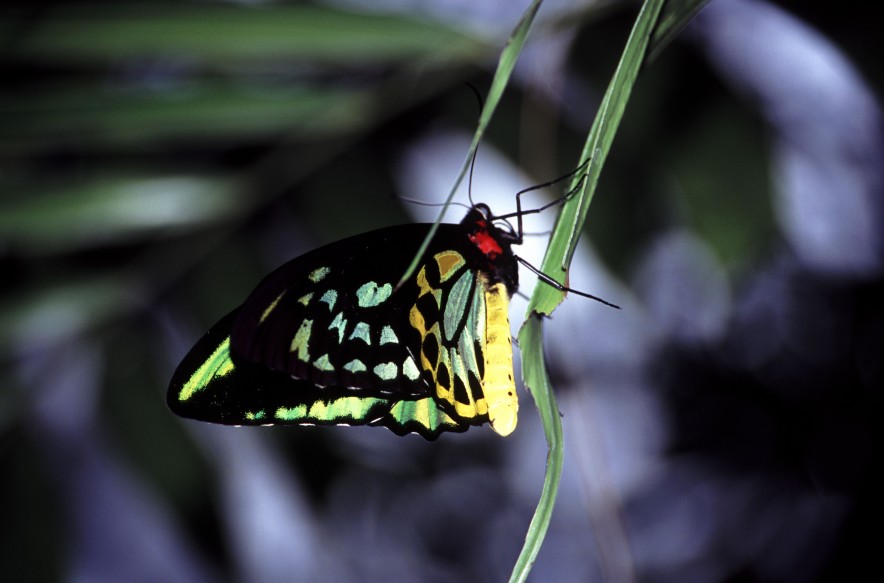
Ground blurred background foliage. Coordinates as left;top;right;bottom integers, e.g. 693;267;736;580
1;1;881;582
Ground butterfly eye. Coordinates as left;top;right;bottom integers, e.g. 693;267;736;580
474;203;492;219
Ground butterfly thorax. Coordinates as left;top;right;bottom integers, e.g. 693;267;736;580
460;203;519;295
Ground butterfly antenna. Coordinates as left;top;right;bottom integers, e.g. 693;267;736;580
467;143;479;206
465;83;486;207
399;196;471;211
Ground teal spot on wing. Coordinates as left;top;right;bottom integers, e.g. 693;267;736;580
373;362;398;381
319;289;337;311
349;322;371;344
402;356;420;380
328;312;347;343
380;325;399;345
356;282;392;307
344;359;367;373
447;277;485;393
313;354;335;372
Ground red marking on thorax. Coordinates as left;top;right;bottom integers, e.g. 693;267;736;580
470;226;503;259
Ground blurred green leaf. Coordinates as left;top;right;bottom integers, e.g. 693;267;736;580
0;84;380;149
3;3;484;65
0;173;245;252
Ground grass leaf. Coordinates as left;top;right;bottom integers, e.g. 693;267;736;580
399;0;545;286
513;1;667;580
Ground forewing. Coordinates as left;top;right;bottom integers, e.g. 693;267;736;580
231;224;446;397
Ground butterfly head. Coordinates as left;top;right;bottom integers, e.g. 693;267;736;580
461;204;519;294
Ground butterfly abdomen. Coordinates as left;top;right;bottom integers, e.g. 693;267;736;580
481;279;518;436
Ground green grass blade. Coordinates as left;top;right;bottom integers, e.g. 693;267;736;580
648;0;714;62
398;0;545;287
512;1;667;581
509;318;563;583
527;0;666;316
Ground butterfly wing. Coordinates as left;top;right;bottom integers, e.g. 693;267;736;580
168;219;519;438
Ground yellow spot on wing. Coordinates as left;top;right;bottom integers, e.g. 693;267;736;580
260;291;287;324
290;319;313;362
434;250;465;282
309;266;331;283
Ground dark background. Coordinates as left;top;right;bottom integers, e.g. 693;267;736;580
1;1;880;581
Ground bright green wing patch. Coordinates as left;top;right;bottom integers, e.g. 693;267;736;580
177;336;234;402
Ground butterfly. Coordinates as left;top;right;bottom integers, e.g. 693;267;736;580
167;161;617;440
168;203;524;440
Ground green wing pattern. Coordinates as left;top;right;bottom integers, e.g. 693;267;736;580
168;312;465;439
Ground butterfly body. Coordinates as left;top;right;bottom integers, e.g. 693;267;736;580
168;204;520;439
